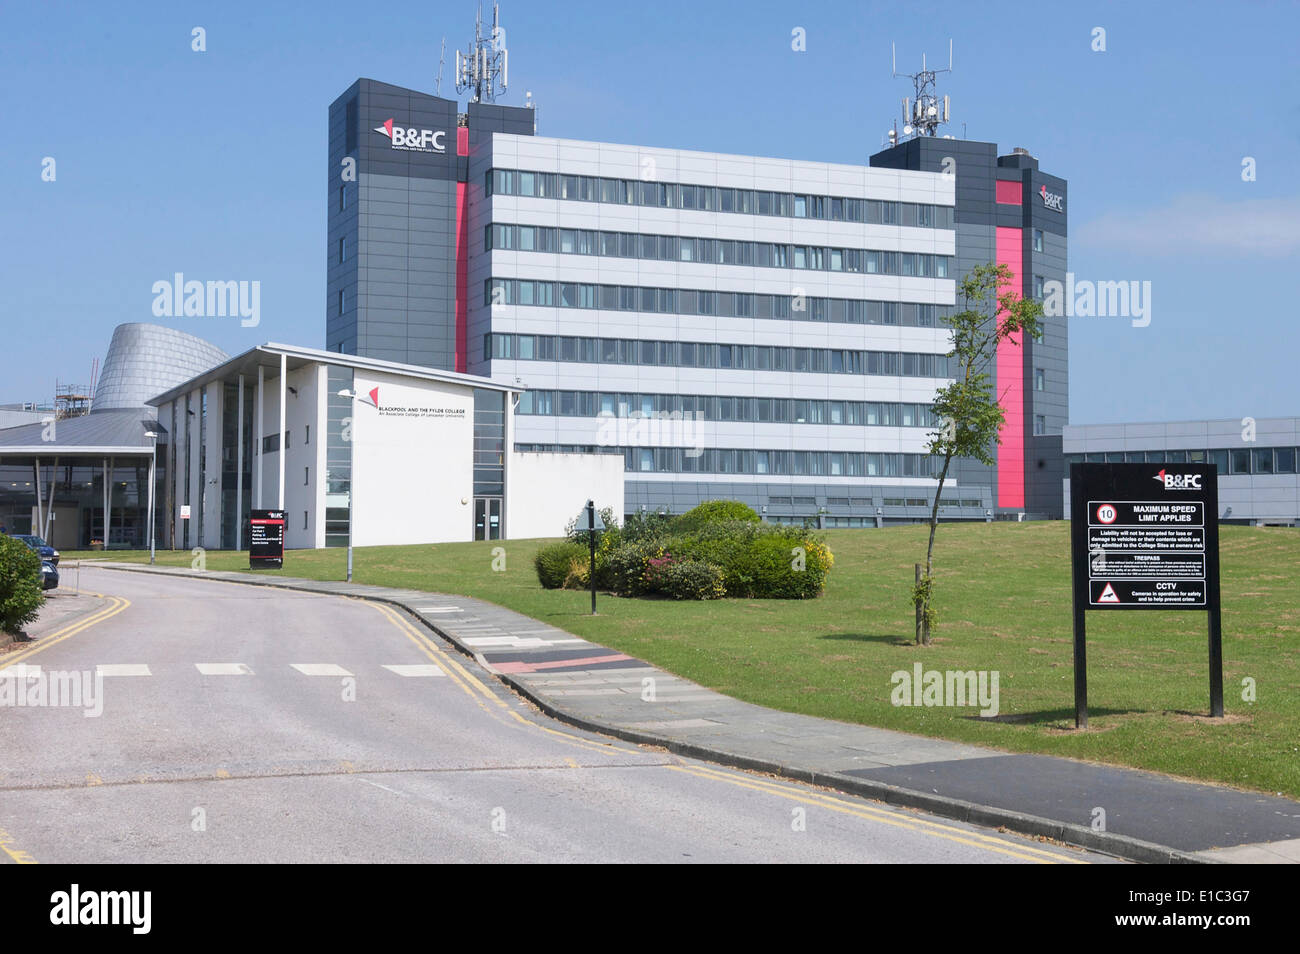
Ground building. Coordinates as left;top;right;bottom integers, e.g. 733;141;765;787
326;77;1070;525
148;342;622;550
0;324;228;548
1063;418;1300;526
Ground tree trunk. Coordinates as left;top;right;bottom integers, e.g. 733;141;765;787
920;451;955;646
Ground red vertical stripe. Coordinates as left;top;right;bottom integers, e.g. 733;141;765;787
453;126;470;373
995;179;1023;205
995;226;1025;509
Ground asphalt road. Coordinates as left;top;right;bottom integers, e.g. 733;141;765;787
0;567;1115;864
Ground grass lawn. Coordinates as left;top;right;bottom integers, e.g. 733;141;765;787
64;522;1300;798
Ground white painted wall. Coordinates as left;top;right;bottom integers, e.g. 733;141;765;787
507;451;625;539
348;368;477;546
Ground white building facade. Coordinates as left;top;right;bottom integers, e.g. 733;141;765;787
150;344;622;550
465;134;970;524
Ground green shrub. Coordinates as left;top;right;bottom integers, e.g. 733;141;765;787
604;541;663;597
658;559;726;600
534;540;588;589
727;534;834;599
619;510;675;544
675;500;760;532
0;535;44;634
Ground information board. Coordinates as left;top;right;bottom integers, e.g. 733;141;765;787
249;509;286;569
1068;463;1224;724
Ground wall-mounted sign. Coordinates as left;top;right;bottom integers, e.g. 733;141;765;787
249;509;286;569
180;505;191;520
1039;184;1064;212
373;118;446;153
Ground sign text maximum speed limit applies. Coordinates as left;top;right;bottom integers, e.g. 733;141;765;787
1087;499;1206;606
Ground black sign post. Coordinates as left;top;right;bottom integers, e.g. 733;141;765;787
572;501;605;615
1069;463;1223;728
249;509;286;570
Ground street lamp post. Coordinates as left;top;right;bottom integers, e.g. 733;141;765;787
144;430;158;564
337;389;356;582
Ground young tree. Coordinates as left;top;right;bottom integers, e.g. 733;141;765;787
914;263;1044;645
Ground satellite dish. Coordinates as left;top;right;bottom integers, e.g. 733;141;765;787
903;124;913;135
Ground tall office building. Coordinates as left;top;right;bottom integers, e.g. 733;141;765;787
327;77;1068;523
871;138;1068;516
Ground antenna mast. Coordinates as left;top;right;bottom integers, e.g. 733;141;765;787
455;2;508;104
437;38;446;96
888;40;953;144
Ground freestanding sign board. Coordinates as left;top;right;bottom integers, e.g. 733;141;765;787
1069;463;1223;727
249;509;286;569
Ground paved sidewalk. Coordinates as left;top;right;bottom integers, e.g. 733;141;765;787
96;562;1300;864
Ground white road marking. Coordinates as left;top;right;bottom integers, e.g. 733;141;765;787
381;664;445;677
291;664;354;677
416;607;462;614
195;663;254;675
462;636;589;649
97;664;152;677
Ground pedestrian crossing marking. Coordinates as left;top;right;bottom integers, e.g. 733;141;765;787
290;663;354;676
381;664;446;677
97;664;152;677
195;663;254;675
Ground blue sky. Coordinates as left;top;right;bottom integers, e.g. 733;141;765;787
2;0;1296;424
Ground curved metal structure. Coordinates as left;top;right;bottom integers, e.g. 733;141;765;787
92;323;229;412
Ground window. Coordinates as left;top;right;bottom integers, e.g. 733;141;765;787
338;236;346;263
1033;275;1045;299
1209;449;1228;473
1276;447;1296;474
1034;368;1045;391
339;185;346;212
1230;449;1252;474
305;424;310;445
1253;448;1275;474
1033;228;1044;252
1034;415;1046;436
304;510;309;530
338;289;345;316
305;466;310;485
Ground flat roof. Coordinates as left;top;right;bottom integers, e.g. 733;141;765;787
148;343;515;406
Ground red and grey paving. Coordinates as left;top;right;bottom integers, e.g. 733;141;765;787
41;560;1300;864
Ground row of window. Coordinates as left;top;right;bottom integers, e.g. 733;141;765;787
485;278;952;327
486;224;951;277
1066;447;1299;475
487;333;952;377
518;390;938;427
486;169;955;229
516;444;942;476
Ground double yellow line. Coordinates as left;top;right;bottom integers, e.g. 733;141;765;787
1;592;129;865
670;762;1088;864
370;599;1086;861
0;593;130;672
366;600;630;759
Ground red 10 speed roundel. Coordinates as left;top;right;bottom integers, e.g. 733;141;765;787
1095;503;1118;524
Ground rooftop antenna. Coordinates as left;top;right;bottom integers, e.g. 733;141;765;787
891;39;952;140
436;38;446;96
455;2;508;104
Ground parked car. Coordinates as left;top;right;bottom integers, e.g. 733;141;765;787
14;534;59;566
40;561;59;591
